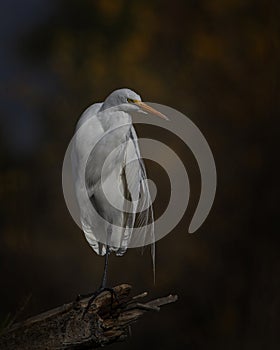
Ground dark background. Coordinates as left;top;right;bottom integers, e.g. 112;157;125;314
0;0;279;349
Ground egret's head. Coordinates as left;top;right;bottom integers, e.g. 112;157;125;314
101;88;168;120
101;88;141;110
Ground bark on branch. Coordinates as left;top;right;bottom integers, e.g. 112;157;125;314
0;284;178;349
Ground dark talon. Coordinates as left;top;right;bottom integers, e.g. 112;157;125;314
76;291;95;302
82;287;119;318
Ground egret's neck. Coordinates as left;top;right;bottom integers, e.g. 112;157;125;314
97;107;132;135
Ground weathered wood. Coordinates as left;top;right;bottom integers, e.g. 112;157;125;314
0;284;178;349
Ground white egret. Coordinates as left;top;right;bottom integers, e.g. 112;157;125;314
71;88;167;301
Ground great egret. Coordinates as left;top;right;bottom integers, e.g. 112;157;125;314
71;88;167;298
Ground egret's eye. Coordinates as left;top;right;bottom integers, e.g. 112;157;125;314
127;98;135;103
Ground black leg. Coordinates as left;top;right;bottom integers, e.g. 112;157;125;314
100;245;110;289
82;245;118;317
76;245;110;303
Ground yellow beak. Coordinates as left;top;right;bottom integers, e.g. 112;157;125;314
135;101;169;120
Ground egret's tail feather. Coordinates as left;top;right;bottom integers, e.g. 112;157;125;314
151;241;156;284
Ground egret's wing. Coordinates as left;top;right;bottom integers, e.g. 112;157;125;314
129;128;154;239
120;127;155;277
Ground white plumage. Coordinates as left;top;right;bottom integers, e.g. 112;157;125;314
71;89;168;283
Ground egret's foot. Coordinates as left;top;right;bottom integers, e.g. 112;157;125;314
82;287;118;317
76;292;94;302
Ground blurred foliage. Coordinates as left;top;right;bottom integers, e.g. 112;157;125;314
0;0;279;349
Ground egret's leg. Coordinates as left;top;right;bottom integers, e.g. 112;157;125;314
75;247;111;304
82;228;118;316
100;245;110;289
82;266;118;317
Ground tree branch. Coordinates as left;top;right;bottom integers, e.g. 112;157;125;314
0;284;178;349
